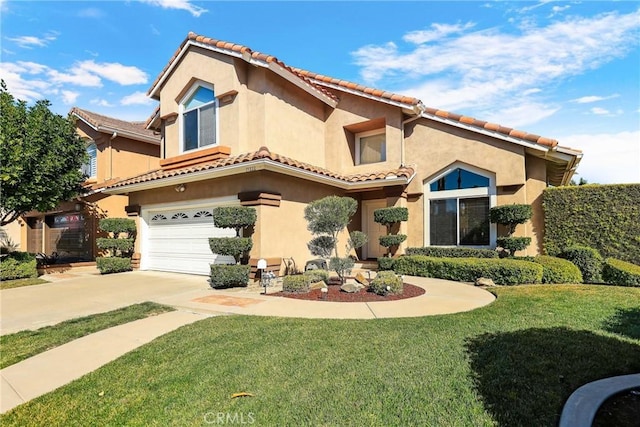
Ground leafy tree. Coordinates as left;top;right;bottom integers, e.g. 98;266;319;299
0;81;87;226
304;196;357;257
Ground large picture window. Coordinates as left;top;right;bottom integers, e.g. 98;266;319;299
180;84;217;152
426;166;495;247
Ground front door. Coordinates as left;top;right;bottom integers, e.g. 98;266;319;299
362;200;387;259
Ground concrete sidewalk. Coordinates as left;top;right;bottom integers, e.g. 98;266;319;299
0;310;212;413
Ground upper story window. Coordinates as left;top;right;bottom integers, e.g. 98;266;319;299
180;84;217;152
81;142;97;178
356;130;386;165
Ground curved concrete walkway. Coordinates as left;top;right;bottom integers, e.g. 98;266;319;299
0;271;495;413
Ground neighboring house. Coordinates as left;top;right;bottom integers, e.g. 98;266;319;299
19;108;160;261
105;32;582;275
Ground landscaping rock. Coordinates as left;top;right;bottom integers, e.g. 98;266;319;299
310;280;327;290
475;277;495;287
340;282;362;293
355;272;368;285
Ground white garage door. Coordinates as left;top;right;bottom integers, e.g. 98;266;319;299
145;207;236;275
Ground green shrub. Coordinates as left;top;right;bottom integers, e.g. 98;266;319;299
213;206;257;235
559;245;604;283
208;237;253;260
0;252;37;280
369;270;403;295
489;204;533;234
99;218;136;235
377;257;395;271
373;207;408;226
602;258;640;287
307;236;335;258
347;231;368;253
533;256;583;284
393;255;543;285
96;238;134;253
543;184;640;265
379;234;407;248
329;257;355;283
209;264;250;289
303;269;330;282
497;237;532;254
282;274;311;293
406;247;498;258
96;257;132;274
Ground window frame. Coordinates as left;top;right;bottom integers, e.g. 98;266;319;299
355;129;386;165
424;163;497;248
178;82;219;154
82;141;97;179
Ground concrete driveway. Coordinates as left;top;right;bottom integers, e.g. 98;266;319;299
0;271;215;335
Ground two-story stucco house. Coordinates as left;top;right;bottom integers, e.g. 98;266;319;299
19;108;160;262
105;32;582;276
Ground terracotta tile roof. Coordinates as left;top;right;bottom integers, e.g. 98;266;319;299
71;107;160;143
108;146;415;189
150;32;566;151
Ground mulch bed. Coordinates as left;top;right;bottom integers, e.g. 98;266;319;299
269;282;425;302
592;388;640;427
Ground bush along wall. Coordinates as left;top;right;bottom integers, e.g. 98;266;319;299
374;207;408;264
96;218;135;274
0;252;37;280
543;184;640;265
489;204;532;257
209;206;256;288
602;258;640;287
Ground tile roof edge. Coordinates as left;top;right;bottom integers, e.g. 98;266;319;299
70;107;160;143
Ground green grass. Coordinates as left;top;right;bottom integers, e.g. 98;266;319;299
2;285;639;426
0;277;48;290
0;302;174;369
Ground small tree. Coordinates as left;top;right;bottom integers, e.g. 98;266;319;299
489;204;532;257
209;206;256;288
96;218;136;274
374;207;408;257
304;196;365;284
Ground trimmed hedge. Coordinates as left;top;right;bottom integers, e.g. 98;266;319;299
0;252;37;280
208;237;253;259
96;257;132;274
377;257;395;271
559;245;603;284
489;204;533;230
96;238;134;253
282;274;311;293
373;207;409;226
543;184;640;265
212;206;257;231
406;247;499;258
379;234;407;248
98;218;136;235
209;264;250;289
303;269;330;283
602;258;640;287
533;255;583;284
393;255;543;285
370;271;403;295
497;237;532;253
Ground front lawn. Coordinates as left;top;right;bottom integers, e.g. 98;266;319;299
2;285;639;426
0;277;48;290
0;302;174;369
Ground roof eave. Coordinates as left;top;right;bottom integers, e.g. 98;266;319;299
72;112;160;145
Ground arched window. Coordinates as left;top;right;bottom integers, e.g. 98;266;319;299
179;83;217;152
425;164;496;247
81;142;97;178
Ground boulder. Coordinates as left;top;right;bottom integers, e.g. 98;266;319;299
310;280;327;290
340;282;362;293
355;272;368;285
475;277;496;287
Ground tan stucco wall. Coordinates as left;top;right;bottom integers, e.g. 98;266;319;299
1;220;25;251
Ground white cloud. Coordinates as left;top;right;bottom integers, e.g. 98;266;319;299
403;22;475;44
590;107;610;115
61;90;79;104
90;98;114;107
48;68;103;87
7;35;48;48
571;94;620;104
559;131;640;184
549;5;570;17
0;62;50;101
77;7;104;18
140;0;207;17
352;10;640;124
120;91;153;106
77;60;148;85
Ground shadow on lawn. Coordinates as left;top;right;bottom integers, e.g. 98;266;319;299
602;307;640;340
465;327;640;427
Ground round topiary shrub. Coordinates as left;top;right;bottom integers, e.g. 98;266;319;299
559;245;604;284
369;271;403;295
303;269;330;283
282;274;312;293
210;264;251;289
533;256;583;284
602;258;640;287
377;257;395;271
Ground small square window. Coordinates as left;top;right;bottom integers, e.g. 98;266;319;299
356;131;386;165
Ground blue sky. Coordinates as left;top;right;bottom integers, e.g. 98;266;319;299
1;0;639;184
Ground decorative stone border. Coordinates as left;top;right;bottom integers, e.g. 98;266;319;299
559;373;640;427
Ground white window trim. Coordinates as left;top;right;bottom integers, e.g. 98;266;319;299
355;129;386;165
83;142;97;178
178;81;219;154
423;163;497;248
